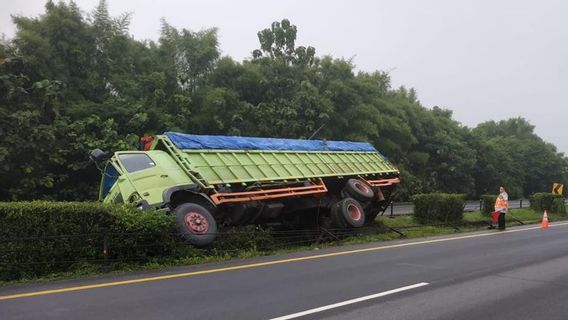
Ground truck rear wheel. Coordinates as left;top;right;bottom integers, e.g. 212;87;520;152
335;197;365;228
331;203;347;229
175;203;217;247
343;179;374;202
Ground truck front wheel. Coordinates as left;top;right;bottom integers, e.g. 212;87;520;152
175;203;217;247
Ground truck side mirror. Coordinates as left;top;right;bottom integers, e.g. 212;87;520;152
90;148;108;164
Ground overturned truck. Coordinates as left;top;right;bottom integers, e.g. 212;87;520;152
92;132;400;246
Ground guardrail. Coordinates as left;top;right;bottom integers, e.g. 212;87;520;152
384;199;532;216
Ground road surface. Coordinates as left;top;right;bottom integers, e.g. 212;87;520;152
2;222;568;319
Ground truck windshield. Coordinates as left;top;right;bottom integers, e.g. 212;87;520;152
101;163;120;199
118;153;156;173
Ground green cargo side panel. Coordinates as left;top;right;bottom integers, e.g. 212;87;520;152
183;150;397;185
155;135;399;186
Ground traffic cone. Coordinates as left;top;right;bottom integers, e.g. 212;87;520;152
541;210;549;229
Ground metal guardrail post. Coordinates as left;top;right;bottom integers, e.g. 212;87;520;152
390;203;394;217
479;199;482;211
520;199;523;209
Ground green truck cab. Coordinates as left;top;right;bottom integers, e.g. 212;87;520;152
99;151;191;208
92;132;400;246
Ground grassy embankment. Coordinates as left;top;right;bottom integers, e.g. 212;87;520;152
343;209;562;245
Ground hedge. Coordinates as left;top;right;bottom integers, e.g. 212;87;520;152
552;198;566;214
481;195;498;216
529;193;566;214
412;193;466;224
0;201;182;281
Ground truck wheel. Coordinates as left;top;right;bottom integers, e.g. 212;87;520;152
343;179;374;202
336;197;365;228
330;203;347;229
175;203;217;247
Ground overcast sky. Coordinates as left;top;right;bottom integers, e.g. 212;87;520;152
3;0;567;152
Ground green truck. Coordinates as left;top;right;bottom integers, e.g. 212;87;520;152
91;132;400;246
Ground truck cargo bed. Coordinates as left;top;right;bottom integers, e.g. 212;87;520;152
183;149;397;185
154;133;399;187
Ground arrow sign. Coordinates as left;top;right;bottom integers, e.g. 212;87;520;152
552;183;564;195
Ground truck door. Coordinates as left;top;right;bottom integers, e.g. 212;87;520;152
99;162;121;202
116;152;177;206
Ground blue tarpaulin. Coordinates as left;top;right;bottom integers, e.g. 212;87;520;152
164;132;378;152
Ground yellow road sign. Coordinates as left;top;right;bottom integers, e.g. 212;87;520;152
552;183;564;195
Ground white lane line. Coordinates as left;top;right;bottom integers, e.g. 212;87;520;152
268;282;430;320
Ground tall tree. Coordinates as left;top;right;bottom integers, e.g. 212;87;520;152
1;7;567;201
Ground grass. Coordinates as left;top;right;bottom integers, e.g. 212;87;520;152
343;208;567;245
2;208;566;287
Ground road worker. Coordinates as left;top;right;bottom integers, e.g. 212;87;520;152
494;186;509;230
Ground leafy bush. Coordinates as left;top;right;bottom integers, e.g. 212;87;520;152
551;198;566;215
0;201;178;281
530;193;565;214
210;225;276;253
481;195;498;216
412;193;466;224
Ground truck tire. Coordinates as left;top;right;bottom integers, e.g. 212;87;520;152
343;179;374;202
175;203;217;247
330;203;347;229
336;197;365;228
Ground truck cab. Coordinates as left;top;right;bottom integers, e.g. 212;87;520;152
97;150;193;209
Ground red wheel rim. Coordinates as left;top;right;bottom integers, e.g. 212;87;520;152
354;181;370;194
347;203;362;221
184;212;209;234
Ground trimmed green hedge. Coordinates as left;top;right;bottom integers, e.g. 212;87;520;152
0;201;181;281
481;195;498;216
530;193;565;214
412;193;466;224
552;198;566;214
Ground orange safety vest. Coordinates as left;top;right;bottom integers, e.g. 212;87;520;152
140;135;154;151
495;194;508;210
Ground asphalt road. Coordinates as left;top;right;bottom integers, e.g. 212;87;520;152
3;222;568;320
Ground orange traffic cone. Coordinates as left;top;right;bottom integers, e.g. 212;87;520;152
541;210;549;229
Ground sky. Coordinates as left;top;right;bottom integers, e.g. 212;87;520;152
2;0;567;152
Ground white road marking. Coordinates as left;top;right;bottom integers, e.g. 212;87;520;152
268;282;430;320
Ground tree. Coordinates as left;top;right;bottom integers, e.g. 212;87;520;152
253;19;316;66
1;7;567;202
159;20;219;93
